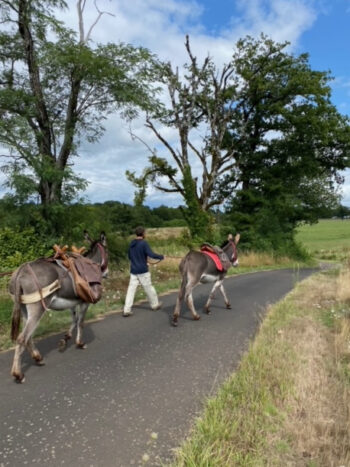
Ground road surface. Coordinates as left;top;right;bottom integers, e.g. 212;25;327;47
0;268;317;466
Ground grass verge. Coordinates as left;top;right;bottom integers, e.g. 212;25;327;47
169;268;350;466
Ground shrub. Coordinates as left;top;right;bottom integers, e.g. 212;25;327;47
0;227;52;271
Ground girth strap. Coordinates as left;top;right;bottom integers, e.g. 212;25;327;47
18;279;60;305
25;264;52;310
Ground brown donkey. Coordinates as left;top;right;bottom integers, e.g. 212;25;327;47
9;231;108;383
172;234;240;326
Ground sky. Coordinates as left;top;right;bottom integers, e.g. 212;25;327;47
3;0;350;207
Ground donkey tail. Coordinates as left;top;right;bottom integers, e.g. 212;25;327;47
11;269;22;342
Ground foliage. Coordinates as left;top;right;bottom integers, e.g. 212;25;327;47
222;35;350;252
0;198;186;266
180;165;215;241
128;34;350;244
0;227;52;271
0;0;159;221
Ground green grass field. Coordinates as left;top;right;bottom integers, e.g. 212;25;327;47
296;219;350;257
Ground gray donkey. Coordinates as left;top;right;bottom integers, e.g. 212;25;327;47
172;234;240;326
9;231;108;383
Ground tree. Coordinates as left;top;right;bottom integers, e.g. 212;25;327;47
220;35;350;252
0;0;157;216
127;35;238;240
128;33;350;246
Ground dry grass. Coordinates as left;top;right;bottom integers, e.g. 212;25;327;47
336;266;350;304
266;272;350;466
239;251;291;268
146;227;187;240
277;317;350;466
292;273;337;310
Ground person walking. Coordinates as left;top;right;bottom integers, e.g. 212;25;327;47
123;226;165;317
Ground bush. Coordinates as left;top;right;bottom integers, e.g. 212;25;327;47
0;227;52;271
104;232;129;264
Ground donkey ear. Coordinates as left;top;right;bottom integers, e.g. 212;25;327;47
227;233;233;241
84;230;93;243
234;233;240;244
100;231;107;246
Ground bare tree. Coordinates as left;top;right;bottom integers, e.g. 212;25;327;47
128;36;239;237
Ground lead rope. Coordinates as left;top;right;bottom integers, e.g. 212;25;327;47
147;255;182;265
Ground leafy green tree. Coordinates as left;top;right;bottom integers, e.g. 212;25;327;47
221;35;350;253
0;0;157;218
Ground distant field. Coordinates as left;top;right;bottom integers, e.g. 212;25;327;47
296;219;350;253
147;221;350;256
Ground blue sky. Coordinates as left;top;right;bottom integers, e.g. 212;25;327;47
2;0;350;207
199;0;350;115
300;1;350;115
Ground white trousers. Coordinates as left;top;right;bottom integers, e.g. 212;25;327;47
124;272;159;313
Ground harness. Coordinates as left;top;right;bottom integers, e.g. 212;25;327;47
24;263;60;310
15;242;107;306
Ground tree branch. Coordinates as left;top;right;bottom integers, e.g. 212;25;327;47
145;117;184;171
77;0;115;43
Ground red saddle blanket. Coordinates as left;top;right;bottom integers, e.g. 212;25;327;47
201;249;224;271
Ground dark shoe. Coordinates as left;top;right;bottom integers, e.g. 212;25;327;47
123;311;133;317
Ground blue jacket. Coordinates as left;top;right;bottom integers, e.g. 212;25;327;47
128;239;164;274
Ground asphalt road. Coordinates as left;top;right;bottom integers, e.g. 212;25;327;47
0;268;317;467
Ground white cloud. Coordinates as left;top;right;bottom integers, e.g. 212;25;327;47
225;0;316;44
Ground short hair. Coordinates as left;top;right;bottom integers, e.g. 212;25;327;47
135;226;145;237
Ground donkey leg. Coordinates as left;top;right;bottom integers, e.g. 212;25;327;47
76;303;89;349
186;292;200;321
219;283;231;309
21;306;43;364
11;303;44;382
172;277;186;326
172;294;182;327
11;340;26;383
204;280;221;314
185;284;200;321
26;338;44;365
59;307;78;351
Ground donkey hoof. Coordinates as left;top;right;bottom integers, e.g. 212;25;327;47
35;359;45;366
76;342;87;349
226;304;232;309
13;373;25;384
205;308;211;315
193;315;201;321
58;339;67;352
172;319;178;327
